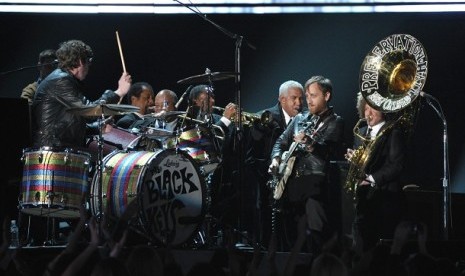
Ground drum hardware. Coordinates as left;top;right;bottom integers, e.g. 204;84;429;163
60;193;68;204
177;114;208;125
46;191;55;201
143;110;186;120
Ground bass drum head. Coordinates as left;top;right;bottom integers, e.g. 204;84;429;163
139;149;207;247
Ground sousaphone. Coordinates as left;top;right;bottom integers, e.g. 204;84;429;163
359;33;427;113
345;34;428;197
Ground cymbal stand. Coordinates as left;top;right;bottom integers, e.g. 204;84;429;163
95;113;106;223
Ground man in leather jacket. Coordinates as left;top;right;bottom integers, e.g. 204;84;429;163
269;75;344;255
32;39;132;149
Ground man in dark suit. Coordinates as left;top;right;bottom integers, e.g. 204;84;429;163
345;93;407;254
244;80;304;248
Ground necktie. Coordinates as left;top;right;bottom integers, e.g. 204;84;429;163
287;117;293;126
366;127;372;139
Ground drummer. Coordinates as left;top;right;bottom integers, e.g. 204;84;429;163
32;39;132;149
115;82;155;131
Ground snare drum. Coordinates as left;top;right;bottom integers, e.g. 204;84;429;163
20;147;91;218
91;149;206;246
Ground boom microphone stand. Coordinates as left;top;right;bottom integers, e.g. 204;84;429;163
174;0;258;246
421;92;450;240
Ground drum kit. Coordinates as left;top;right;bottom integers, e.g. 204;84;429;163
19;71;236;248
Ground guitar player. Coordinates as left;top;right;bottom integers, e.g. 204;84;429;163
269;75;344;256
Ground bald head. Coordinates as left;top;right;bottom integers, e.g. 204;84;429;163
154;89;178;112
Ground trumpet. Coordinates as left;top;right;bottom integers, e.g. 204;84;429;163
213;106;272;126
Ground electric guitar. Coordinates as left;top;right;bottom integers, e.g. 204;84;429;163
270;116;321;199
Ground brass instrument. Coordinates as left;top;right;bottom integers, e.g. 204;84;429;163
212;106;272;126
345;34;427;197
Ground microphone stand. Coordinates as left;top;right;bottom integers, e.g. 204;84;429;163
423;94;450;240
174;0;257;246
0;60;58;76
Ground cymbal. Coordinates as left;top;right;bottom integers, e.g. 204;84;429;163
177;71;239;84
67;104;139;117
143;111;186;120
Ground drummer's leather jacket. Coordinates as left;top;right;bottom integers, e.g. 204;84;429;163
271;107;344;177
32;68;121;148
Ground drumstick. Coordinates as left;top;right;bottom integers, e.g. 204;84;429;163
116;30;127;73
116;30;127;104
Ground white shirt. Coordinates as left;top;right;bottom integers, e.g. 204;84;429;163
368;121;385;139
282;109;292;125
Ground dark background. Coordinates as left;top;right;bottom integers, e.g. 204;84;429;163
1;12;464;238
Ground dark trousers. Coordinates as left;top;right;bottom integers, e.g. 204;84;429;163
353;187;406;253
279;174;331;254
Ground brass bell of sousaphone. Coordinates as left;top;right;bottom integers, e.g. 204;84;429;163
345;34;428;197
359;33;427;113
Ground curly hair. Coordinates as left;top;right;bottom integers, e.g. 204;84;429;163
56;40;93;70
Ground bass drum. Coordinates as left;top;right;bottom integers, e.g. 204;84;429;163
90;149;207;247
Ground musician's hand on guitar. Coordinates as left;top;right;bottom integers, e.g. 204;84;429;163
293;132;308;144
268;158;280;175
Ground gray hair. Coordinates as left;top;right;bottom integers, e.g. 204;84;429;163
278;80;304;97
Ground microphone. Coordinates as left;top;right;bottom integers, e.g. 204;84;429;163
175;85;194;109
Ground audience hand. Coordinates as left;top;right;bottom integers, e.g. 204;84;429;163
391;221;412;255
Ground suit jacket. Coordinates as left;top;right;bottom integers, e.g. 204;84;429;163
246;103;287;172
356;123;406;192
116;112;142;130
